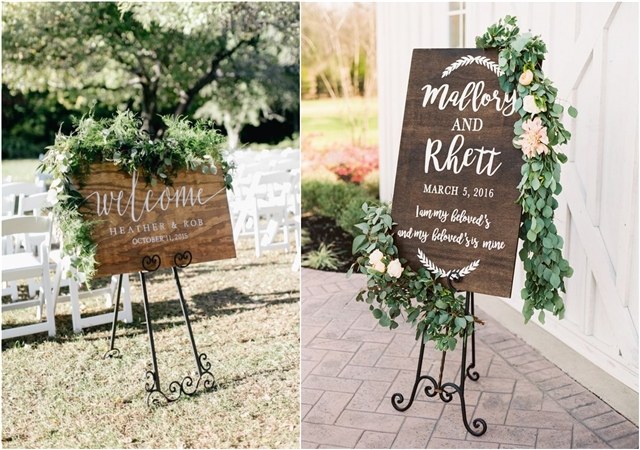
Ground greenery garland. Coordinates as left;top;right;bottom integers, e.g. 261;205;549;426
476;16;575;323
351;203;476;351
41;111;231;283
351;16;576;350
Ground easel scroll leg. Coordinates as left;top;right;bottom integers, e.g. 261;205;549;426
172;266;216;391
443;291;486;436
139;270;165;406
391;335;440;411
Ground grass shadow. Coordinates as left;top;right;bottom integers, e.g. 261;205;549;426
2;285;299;349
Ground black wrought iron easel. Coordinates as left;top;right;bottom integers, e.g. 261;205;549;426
391;276;487;436
103;251;215;406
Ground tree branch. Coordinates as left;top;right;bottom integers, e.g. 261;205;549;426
173;36;259;117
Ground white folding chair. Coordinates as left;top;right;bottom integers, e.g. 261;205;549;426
2;216;56;339
49;252;134;334
17;192;52;298
249;170;295;257
2;182;43;216
17;192;50;217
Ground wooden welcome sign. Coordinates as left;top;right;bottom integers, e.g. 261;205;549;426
76;164;236;276
392;49;522;298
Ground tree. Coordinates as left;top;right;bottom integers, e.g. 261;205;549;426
302;3;376;100
2;2;299;143
301;3;376;145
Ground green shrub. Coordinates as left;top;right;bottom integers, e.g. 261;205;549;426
2;134;47;159
302;179;371;218
302;243;341;270
337;196;376;236
361;169;380;199
302;178;376;236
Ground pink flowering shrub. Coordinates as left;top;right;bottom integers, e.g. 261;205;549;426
327;145;378;184
303;134;379;184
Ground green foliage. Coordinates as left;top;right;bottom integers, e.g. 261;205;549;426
351;203;476;351
1;86;78;159
336;196;371;236
40;110;229;282
301;179;376;235
300;228;312;248
477;17;575;323
2;2;299;143
302;243;342;271
361;169;380;198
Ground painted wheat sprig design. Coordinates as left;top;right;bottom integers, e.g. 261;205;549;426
441;55;503;78
417;248;480;281
417;248;447;278
448;259;481;281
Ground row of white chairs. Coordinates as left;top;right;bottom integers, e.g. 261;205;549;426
2;183;132;340
2;181;46;217
227;149;301;269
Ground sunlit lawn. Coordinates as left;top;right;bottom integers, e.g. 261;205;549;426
2;242;300;448
2;159;42;183
301;97;378;148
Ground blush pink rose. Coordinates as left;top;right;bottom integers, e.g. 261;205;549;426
519;69;534;86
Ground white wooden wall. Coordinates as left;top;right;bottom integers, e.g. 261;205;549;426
377;2;638;390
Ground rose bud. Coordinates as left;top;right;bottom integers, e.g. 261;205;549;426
519;69;534;86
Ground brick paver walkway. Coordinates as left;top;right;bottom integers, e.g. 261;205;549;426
301;269;639;449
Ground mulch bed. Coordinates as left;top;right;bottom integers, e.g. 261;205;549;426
302;215;357;273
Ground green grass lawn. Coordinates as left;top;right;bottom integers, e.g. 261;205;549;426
302;97;378;149
2;242;299;448
2;158;42;183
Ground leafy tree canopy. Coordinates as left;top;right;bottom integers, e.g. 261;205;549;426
2;2;299;145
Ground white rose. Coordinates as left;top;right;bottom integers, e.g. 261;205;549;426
387;259;404;278
519;69;534;86
369;249;384;264
370;259;386;273
522;95;541;115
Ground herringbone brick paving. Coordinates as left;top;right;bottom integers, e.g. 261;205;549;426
301;269;639;449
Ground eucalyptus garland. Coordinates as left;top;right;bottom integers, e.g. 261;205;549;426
351;16;576;351
477;16;575;323
41;111;231;282
351;203;476;351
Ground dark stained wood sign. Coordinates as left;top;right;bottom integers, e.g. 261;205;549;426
392;49;522;297
76;164;236;277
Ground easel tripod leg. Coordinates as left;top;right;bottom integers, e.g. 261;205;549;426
172;267;216;390
103;273;124;359
139;271;163;405
457;292;486;436
391;291;487;436
466;292;479;380
391;337;427;411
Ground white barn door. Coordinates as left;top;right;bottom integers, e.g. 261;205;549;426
378;2;638;390
466;1;638;391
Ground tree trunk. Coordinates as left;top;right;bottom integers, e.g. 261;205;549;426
140;82;159;138
226;125;241;150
